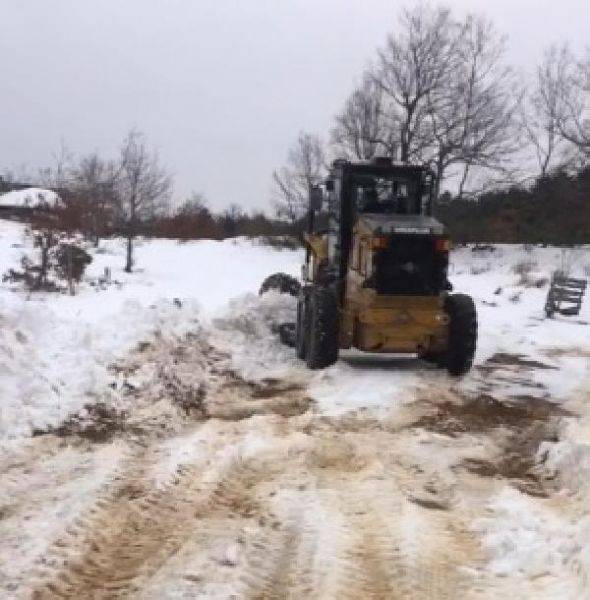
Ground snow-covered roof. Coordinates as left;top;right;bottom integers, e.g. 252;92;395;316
0;187;60;209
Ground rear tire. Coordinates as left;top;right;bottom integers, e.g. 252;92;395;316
306;287;339;370
445;293;477;376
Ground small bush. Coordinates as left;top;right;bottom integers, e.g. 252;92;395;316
3;230;92;294
533;277;549;288
470;264;491;276
513;259;539;287
471;244;495;253
513;260;537;276
259;235;301;250
54;244;92;283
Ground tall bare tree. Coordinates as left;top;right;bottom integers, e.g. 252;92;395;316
374;3;462;163
331;5;519;198
70;152;120;245
425;15;519;197
555;48;590;159
118;129;172;272
521;46;569;177
36;140;73;192
331;72;394;160
272;132;325;223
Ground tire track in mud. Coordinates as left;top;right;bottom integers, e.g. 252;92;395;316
320;485;476;599
28;408;482;600
27;339;562;599
29;439;270;599
28;366;552;600
240;524;311;600
236;426;481;600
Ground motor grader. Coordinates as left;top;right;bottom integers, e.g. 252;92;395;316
295;157;477;375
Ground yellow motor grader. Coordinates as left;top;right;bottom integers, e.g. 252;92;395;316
294;157;477;375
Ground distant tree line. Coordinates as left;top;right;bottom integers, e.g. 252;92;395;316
2;130;304;275
272;3;590;242
436;167;590;244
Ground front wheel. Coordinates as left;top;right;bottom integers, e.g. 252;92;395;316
306;287;339;370
445;293;477;376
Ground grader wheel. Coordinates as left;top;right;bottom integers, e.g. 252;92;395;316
444;293;477;376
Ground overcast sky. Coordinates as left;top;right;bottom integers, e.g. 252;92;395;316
1;0;588;211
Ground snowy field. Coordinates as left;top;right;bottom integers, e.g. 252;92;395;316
1;218;589;598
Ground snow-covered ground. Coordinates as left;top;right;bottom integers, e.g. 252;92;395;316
0;187;60;209
0;220;300;441
1;218;589;598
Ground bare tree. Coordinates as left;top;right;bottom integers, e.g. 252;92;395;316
331;72;394;160
333;5;519;198
521;46;569;177
36;140;73;192
70;152;120;245
272;132;325;222
374;3;462;163
177;192;208;217
425;15;519;197
118;129;172;272
555;47;590;159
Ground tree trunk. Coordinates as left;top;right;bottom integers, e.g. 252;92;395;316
457;163;471;199
434;157;445;200
125;235;133;273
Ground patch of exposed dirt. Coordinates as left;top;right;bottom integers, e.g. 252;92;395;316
410;392;570;497
31;403;130;443
207;372;313;421
543;346;590;359
461;421;560;497
306;436;369;472
411;394;570;438
34;331;313;445
478;352;558;373
158;368;207;417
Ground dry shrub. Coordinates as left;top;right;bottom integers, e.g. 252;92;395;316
470;263;491;276
513;259;539;287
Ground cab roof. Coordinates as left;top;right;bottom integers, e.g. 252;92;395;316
330;157;431;179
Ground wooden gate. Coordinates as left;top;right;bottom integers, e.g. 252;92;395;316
545;272;587;318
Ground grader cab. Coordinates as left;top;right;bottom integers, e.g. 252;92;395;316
295;157;477;375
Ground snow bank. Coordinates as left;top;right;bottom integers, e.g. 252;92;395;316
474;486;590;596
538;387;590;493
0;220;302;443
212;290;301;379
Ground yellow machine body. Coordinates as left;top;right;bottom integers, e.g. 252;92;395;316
305;223;449;355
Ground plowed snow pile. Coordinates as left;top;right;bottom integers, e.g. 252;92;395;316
1;219;589;598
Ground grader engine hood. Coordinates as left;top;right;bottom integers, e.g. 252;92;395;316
353;214;450;296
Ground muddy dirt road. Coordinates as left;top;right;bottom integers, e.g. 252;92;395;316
1;326;587;599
